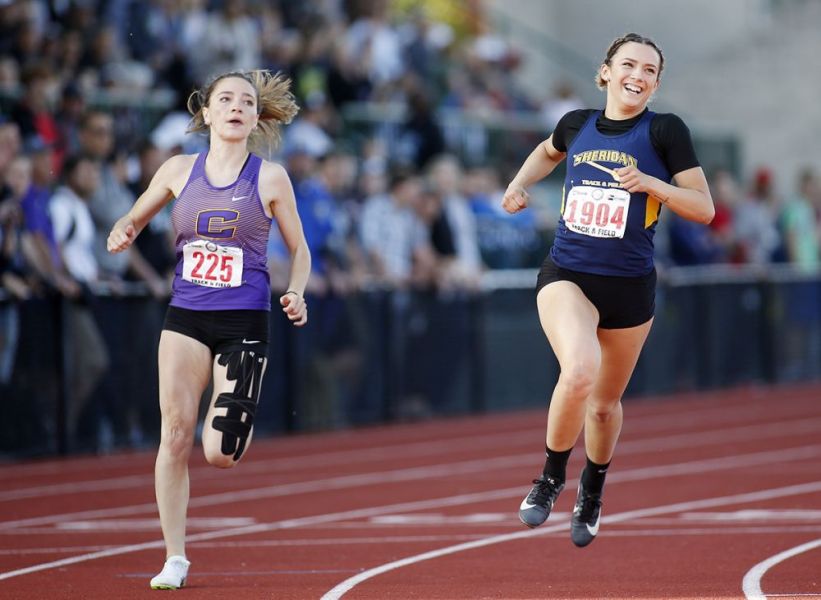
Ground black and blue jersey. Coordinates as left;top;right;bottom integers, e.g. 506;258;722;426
550;109;697;277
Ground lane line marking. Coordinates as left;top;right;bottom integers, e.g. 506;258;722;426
320;482;821;599
2;449;820;582
1;444;819;533
6;410;819;502
742;537;821;599
8;526;821;556
24;413;820;504
4;389;817;486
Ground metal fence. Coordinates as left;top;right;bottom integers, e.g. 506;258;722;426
2;265;819;458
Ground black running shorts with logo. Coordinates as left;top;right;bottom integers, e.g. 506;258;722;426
162;306;270;356
535;256;656;329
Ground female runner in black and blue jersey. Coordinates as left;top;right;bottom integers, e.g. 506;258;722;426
504;33;714;547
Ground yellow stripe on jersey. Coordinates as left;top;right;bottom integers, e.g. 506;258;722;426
560;184;566;215
645;195;661;228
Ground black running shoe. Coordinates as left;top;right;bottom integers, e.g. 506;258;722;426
518;475;565;528
570;483;602;547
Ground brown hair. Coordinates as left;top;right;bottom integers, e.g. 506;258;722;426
596;33;664;90
186;70;300;155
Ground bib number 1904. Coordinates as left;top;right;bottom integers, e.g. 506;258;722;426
563;185;630;239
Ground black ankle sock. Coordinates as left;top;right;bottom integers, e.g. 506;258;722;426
580;456;611;495
542;446;572;484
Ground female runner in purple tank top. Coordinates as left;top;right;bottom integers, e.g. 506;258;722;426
107;70;310;589
503;34;715;547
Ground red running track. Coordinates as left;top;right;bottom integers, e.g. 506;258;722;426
1;383;820;599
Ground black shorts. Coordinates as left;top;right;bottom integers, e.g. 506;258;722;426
163;306;270;356
536;256;656;329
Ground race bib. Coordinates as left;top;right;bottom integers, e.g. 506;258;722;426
182;240;243;288
562;185;630;239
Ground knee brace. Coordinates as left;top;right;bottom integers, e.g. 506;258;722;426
211;347;266;461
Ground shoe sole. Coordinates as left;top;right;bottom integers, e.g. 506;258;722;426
150;578;186;590
570;527;596;547
150;585;181;590
519;515;539;529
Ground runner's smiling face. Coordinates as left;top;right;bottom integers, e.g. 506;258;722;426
600;42;661;117
202;77;259;142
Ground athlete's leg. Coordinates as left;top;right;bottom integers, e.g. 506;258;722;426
584;318;653;463
155;331;212;558
537;281;602;451
202;344;268;468
519;281;602;528
568;318;653;546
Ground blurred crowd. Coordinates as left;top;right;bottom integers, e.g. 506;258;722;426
0;0;556;309
661;165;821;273
2;0;821;451
2;3;821;378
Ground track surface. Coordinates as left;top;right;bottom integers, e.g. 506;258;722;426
1;383;820;599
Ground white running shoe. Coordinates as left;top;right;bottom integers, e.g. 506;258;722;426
150;555;190;590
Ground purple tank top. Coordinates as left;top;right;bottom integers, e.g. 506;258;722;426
170;151;272;311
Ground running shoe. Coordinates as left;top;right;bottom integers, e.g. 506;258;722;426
570;483;603;547
150;555;190;590
518;475;565;528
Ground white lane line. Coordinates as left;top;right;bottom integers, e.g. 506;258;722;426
0;487;531;581
0;536;488;555
1;442;819;532
7;406;817;502
9;525;821;557
742;537;821;599
2;448;821;583
680;509;821;522
0;408;821;530
5;391;815;488
320;481;821;600
55;517;255;531
0;454;534;530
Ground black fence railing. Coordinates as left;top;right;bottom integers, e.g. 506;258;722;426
2;266;819;458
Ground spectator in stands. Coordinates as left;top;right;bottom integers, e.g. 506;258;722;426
15;135;87;298
54;82;86;158
0;54;19;93
399;83;446;170
281;94;334;162
268;145;335;295
190;0;261;82
53;28;85;89
707;167;744;263
344;0;405;91
318;150;369;291
9;61;61;149
466;164;542;269
426;154;483;289
779;167;820;270
0;120;21;176
666;210;724;266
734;167;782;264
127;141;176;282
541;80;585;130
78;110;167;297
49;153;110;450
0;179;32;387
0;149;37;384
325;37;372;110
416;184;456;278
359;170;435;288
